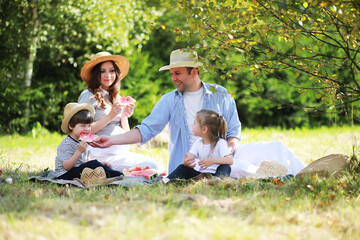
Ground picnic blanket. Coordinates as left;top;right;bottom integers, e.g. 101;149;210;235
1;170;156;188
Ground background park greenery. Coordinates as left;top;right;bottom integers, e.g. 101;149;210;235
1;0;359;134
1;1;360;239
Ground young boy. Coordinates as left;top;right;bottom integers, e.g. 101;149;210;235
55;102;123;180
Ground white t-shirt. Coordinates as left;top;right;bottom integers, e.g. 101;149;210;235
190;138;231;174
183;86;204;147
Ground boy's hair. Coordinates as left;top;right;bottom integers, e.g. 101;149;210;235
68;110;94;131
196;109;227;149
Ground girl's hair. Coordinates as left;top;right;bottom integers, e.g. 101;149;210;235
196;109;227;149
87;60;121;109
68;110;94;131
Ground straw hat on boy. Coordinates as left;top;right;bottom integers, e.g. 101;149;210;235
61;102;95;133
74;167;119;188
80;52;129;84
159;49;204;71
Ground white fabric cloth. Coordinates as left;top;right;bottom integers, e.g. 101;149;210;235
190;138;231;174
230;141;306;179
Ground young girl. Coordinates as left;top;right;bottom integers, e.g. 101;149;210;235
163;109;233;182
55;102;123;180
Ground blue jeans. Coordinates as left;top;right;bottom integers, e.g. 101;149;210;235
167;164;231;180
214;164;231;178
57;160;123;180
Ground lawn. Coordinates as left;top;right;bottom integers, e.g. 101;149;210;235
1;125;360;239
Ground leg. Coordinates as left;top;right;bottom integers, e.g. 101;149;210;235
167;164;201;180
214;164;231;178
57;160;122;180
85;160;123;178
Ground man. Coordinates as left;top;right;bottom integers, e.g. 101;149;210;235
91;49;242;176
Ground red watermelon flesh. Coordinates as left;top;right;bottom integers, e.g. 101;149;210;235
119;96;136;105
79;133;99;143
123;168;158;179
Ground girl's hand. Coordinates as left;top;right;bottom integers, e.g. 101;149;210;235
78;140;88;153
183;153;196;168
121;103;135;118
198;158;214;170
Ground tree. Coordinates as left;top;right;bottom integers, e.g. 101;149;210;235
0;0;164;133
167;0;360;124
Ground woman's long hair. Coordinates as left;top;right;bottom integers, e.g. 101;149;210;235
87;60;121;109
196;109;227;150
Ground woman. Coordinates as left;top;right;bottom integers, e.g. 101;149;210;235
78;52;160;171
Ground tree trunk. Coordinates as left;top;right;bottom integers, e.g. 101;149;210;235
24;0;39;130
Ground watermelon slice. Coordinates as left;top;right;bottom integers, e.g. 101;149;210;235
119;96;136;105
79;132;99;143
123;166;158;179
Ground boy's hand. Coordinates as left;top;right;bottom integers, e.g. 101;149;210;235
101;162;112;168
78;140;88;153
183;153;196;168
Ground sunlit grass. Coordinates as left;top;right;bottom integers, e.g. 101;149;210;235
1;126;360;239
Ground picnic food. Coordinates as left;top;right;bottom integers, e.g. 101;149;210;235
79;132;99;143
123;166;158;179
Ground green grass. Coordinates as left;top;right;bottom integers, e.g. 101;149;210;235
1;126;360;239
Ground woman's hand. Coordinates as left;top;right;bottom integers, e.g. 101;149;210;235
109;102;123;118
121;103;135;118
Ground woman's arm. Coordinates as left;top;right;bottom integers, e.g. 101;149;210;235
90;103;122;133
119;103;135;132
78;90;126;134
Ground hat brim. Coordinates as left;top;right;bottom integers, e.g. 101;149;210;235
296;154;349;178
80;55;129;84
249;161;288;179
61;103;95;133
76;167;118;188
159;61;204;71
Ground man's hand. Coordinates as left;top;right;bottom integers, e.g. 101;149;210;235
227;137;240;154
89;136;113;148
183;153;196;168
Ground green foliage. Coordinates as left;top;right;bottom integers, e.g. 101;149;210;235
0;0;166;133
1;0;359;133
168;0;360;126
